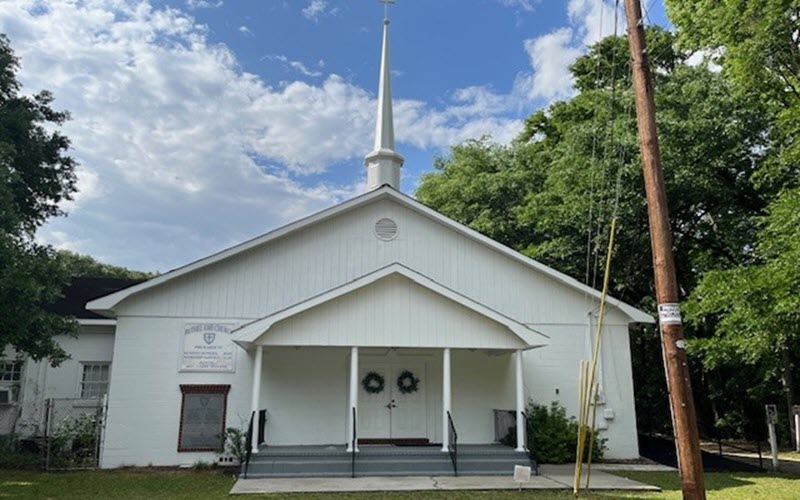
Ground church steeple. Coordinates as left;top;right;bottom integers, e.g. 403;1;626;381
364;5;404;191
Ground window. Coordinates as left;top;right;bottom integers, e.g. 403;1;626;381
0;361;23;405
178;385;230;452
80;363;111;399
0;361;23;382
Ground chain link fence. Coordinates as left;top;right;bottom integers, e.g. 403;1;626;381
0;397;106;470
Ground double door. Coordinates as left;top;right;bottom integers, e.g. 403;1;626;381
358;363;427;440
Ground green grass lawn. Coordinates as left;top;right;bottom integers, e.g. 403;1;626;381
0;469;798;499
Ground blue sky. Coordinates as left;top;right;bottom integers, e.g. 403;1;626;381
0;0;667;271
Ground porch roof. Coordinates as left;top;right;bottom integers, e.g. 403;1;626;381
232;263;549;351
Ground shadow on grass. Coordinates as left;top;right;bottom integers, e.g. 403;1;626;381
614;471;800;499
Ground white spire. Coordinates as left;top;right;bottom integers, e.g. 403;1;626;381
364;9;404;191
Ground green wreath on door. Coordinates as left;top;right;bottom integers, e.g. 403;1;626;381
396;370;420;394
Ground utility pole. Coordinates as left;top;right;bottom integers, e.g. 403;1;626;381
623;1;706;499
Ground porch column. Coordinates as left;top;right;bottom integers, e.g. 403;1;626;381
441;348;452;452
515;349;527;452
250;344;263;454
347;347;359;452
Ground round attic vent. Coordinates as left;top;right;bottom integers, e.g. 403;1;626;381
375;218;398;241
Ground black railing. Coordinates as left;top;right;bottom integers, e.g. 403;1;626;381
522;411;538;475
712;436;765;471
351;407;357;478
242;410;255;479
258;409;267;445
447;411;458;476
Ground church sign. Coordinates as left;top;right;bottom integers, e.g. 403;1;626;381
180;323;237;372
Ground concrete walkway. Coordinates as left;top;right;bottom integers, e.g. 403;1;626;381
230;464;661;495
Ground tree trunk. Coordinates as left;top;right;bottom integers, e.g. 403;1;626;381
780;349;796;444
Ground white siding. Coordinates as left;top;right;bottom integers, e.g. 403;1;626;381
101;316;251;468
5;325;115;437
117;199;633;328
262;274;526;350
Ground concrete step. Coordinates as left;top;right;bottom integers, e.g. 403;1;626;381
242;445;532;478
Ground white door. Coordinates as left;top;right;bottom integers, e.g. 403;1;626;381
358;364;391;439
357;363;427;439
390;363;427;439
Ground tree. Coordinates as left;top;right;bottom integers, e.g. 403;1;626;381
417;28;777;437
57;250;157;280
0;34;78;364
686;188;800;441
666;0;800;442
665;0;800;191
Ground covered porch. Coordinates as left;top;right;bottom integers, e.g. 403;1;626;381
231;264;549;476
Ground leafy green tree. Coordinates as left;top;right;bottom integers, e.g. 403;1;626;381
0;34;78;364
686;188;800;440
57;250;157;280
417;29;777;437
665;0;800;190
666;0;800;442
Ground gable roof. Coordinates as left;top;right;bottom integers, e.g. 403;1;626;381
87;186;653;323
231;262;549;349
48;277;144;320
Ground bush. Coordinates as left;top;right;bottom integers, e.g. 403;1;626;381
0;436;40;469
222;427;248;464
502;401;606;464
49;413;100;468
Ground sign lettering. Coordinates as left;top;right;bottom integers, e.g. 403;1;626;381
180;323;237;372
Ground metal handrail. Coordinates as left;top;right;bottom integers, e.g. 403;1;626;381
351;407;357;478
522;411;538;475
711;436;765;471
242;410;255;479
447;411;458;476
258;409;268;446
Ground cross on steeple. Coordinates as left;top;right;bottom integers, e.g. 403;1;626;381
379;0;395;21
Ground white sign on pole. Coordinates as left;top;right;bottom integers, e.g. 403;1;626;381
766;404;779;425
180;323;237;372
794;406;800;453
513;465;531;491
657;303;682;325
766;404;779;471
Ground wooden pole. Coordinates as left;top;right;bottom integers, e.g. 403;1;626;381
623;1;706;499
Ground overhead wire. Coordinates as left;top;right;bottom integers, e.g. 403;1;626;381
574;0;628;494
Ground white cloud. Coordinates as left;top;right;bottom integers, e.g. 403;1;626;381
238;25;253;37
519;0;624;103
496;0;537;12
263;54;323;78
301;0;335;22
523;29;583;102
0;0;527;271
185;0;222;9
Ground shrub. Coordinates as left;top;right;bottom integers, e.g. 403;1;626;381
502;401;606;464
0;436;40;469
192;460;216;470
49;413;100;468
222;427;248;464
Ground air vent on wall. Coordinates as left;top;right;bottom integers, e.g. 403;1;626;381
374;218;398;241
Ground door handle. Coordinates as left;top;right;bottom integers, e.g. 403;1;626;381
385;402;397;409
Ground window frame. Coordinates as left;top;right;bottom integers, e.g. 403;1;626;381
0;360;23;383
0;360;24;405
78;362;112;399
177;384;231;452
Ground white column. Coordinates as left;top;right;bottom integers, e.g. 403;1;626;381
441;348;452;452
347;347;359;452
515;349;527;452
250;345;263;454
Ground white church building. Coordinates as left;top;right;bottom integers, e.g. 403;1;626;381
7;13;653;474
